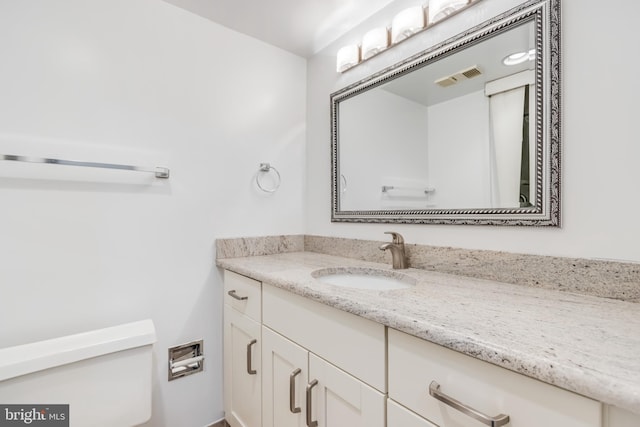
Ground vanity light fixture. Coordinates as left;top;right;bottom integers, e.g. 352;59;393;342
391;6;426;44
502;48;536;66
362;27;390;60
429;0;470;24
336;44;361;72
335;0;479;73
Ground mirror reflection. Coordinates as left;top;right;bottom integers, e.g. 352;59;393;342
339;21;535;211
331;0;560;225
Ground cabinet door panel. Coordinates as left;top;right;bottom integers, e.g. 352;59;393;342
388;329;601;427
224;305;261;427
308;354;385;427
262;326;308;427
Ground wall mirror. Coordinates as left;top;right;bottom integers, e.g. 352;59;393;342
331;0;560;225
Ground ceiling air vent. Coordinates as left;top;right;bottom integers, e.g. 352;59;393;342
460;65;482;79
435;65;482;88
435;76;458;87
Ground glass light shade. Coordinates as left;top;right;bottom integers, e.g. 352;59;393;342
502;48;536;66
336;44;361;73
362;27;389;60
503;51;529;66
391;6;425;44
429;0;469;24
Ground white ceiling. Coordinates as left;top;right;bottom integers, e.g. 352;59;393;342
161;0;396;57
382;20;535;106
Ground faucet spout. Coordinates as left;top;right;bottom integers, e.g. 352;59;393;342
379;232;408;269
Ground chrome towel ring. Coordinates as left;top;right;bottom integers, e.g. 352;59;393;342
256;163;281;193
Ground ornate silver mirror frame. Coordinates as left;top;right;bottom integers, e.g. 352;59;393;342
330;0;560;226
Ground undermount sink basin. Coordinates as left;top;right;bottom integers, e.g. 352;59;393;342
312;267;416;290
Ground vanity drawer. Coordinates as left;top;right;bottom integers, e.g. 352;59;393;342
262;283;386;392
388;329;601;427
387;399;437;427
224;270;261;322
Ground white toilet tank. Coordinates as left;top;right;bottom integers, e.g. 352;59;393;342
0;319;156;427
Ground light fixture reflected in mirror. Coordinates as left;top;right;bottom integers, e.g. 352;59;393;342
391;6;426;43
362;27;390;60
502;48;536;66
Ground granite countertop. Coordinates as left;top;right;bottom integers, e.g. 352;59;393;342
216;251;640;414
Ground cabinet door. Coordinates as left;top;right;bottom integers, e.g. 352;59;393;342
262;326;308;427
307;353;385;427
224;304;261;427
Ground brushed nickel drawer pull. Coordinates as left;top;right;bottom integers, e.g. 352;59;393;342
289;368;302;414
228;290;248;301
306;379;318;427
246;339;257;375
429;381;510;427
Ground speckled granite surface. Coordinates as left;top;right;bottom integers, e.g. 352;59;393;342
216;234;640;301
216;235;303;259
216;251;640;414
304;235;640;302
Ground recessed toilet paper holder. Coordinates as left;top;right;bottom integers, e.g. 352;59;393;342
168;339;204;381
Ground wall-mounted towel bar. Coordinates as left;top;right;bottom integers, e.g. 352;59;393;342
1;154;170;179
381;185;435;194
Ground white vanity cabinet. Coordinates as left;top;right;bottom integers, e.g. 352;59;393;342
261;283;386;427
388;328;602;427
224;271;262;427
222;268;639;427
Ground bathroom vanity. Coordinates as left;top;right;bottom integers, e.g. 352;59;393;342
219;0;640;424
219;251;640;427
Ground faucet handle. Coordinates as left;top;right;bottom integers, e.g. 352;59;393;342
384;231;405;244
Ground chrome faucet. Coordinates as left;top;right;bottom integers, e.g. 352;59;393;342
379;232;408;269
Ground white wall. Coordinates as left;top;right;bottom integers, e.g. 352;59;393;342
0;1;306;426
306;0;640;263
427;89;491;208
340;89;429;210
339;86;491;210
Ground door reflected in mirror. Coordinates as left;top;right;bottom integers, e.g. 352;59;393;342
331;0;560;226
